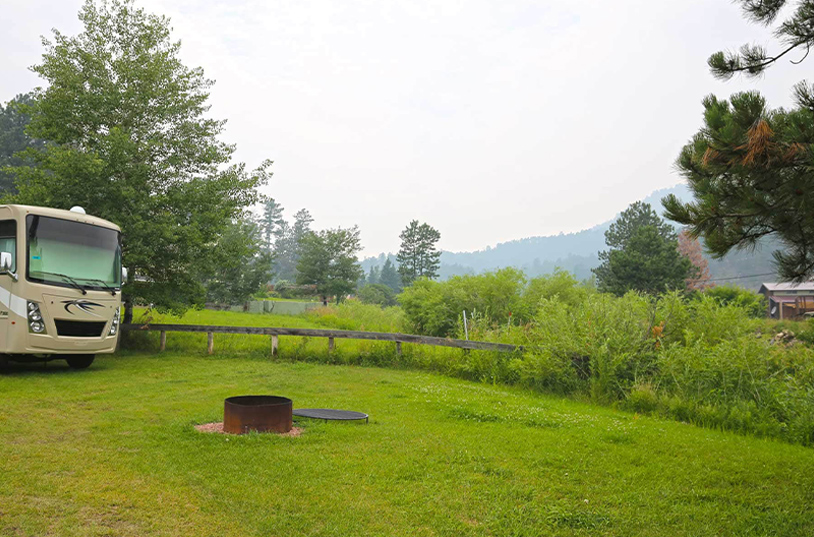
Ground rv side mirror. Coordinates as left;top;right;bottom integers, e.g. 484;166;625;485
0;252;12;272
121;266;128;284
0;252;17;281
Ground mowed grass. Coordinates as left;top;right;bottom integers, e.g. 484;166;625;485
2;352;814;536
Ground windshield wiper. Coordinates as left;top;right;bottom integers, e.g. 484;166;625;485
79;278;117;296
35;271;88;295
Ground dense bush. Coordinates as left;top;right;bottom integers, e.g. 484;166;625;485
399;268;593;337
357;284;397;307
702;285;767;318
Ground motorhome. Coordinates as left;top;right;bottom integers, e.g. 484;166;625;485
0;205;124;369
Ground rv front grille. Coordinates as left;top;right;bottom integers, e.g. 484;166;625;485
54;320;106;337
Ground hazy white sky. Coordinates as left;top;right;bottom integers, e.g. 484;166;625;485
1;0;806;255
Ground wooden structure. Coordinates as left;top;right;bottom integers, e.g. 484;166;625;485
122;323;523;355
759;282;814;319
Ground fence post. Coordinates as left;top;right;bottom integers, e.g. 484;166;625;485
207;332;214;355
396;341;402;355
271;335;279;357
159;331;166;352
328;337;335;354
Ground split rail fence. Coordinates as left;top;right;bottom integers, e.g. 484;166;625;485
122;323;523;356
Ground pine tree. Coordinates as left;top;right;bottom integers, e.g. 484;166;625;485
593;203;692;296
379;258;401;292
367;265;380;285
259;198;284;253
707;1;814;80
664;0;814;281
397;220;441;286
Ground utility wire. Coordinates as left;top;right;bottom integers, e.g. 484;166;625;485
705;272;777;283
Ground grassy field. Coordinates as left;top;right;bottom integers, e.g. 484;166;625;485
2;351;813;536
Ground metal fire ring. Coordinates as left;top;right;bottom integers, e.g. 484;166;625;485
224;395;293;434
293;408;369;423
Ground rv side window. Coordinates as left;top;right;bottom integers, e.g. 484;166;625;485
0;220;16;272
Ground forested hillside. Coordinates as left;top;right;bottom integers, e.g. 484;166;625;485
363;184;781;289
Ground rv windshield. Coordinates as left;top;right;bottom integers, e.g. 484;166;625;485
26;215;121;291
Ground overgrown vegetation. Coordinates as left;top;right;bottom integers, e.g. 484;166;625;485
129;276;814;447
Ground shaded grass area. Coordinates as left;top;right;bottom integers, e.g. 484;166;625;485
2;353;814;536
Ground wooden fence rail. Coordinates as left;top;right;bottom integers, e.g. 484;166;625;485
122;323;523;355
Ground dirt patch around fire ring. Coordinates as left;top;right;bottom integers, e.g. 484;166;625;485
194;422;303;437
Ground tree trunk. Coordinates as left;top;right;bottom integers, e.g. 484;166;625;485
123;297;134;324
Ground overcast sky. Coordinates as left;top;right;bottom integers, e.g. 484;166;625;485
1;0;807;256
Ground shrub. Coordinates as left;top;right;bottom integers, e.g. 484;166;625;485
703;285;767;318
357;284;398;307
399;268;593;337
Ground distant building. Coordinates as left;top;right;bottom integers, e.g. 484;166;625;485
758;282;814;319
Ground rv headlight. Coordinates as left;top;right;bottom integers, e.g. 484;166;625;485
27;302;47;334
108;309;120;337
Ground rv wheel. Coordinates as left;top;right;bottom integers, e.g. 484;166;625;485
66;355;95;369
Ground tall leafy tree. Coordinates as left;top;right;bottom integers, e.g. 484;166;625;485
664;0;814;281
593;203;692;296
0;93;44;195
397;220;441;286
201;215;272;304
7;0;268;320
379;257;401;292
296;227;363;305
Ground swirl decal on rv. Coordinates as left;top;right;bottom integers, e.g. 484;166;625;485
62;299;104;317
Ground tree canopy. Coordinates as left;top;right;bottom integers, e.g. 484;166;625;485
664;0;814;281
202;215;272;305
0;93;44;195
296;227;363;304
7;0;268;318
593;203;693;296
707;0;814;79
663;90;814;281
397;220;441;286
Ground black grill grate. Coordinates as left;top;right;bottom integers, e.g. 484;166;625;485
54;320;106;337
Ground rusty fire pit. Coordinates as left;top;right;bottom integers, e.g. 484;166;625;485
223;395;293;434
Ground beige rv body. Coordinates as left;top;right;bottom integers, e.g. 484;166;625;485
0;205;122;358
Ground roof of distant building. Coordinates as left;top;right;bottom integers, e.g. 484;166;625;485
759;282;814;293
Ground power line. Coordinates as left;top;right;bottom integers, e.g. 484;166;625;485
706;272;777;283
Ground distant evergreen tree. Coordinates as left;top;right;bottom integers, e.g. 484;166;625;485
397;220;441;286
593;203;692;295
259;198;284;252
367;265;381;285
273;208;313;281
379;258;401;292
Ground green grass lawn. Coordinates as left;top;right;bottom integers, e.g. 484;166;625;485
2;352;813;536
